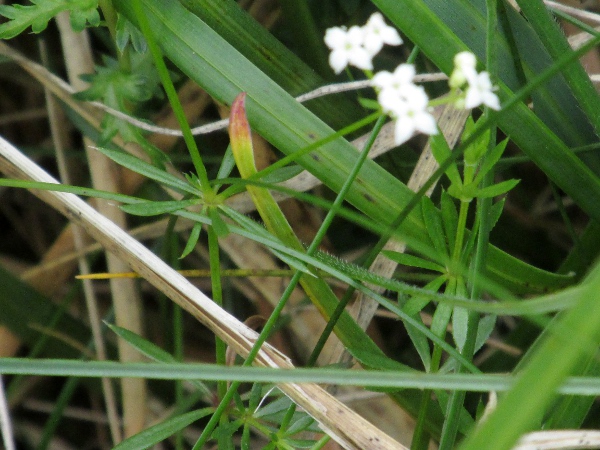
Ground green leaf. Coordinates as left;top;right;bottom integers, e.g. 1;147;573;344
284;415;314;435
441;190;459;256
403;276;448;317
93;146;200;195
474;179;520;198
404;313;432;371
69;4;100;31
120;199;198;216
180;221;202;259
473;314;496;354
106;322;211;396
115;14;147;53
452;305;469;352
0;0;99;39
473;138;509;186
283;438;317;448
261;165;304;184
209;207;230;237
216;145;236;182
382;251;445;273
430;133;462;187
489;199;505;230
107;323;176;362
421;197;448;262
247;383;264;411
462;115;491;165
113;409;213;450
0;178;144;205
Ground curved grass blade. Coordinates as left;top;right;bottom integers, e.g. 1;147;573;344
113;0;573;294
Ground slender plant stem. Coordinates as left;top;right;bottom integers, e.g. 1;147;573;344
439;2;500;447
130;0;212;191
207;226;227;399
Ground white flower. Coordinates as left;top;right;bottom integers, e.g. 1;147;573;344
362;12;402;57
449;51;477;88
464;72;501;110
449;51;501;110
378;84;438;144
372;64;415;94
324;26;373;74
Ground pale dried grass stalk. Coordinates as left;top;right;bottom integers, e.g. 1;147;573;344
0;135;408;450
0;376;16;450
40;36;122;444
55;11;146;438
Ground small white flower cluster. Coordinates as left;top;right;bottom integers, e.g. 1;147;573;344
324;13;501;146
372;65;438;144
324;13;402;75
449;52;500;110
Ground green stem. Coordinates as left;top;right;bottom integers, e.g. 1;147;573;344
98;0;119;40
130;0;212;192
440;4;499;447
207;226;227;396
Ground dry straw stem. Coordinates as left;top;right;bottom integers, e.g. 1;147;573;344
512;429;600;450
0;137;408;450
54;12;146;437
39;35;122;444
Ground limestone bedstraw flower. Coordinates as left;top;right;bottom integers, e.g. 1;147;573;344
362;12;403;56
378;83;438;145
449;51;477;89
464;71;501;110
449;51;500;110
372;64;416;96
324;25;373;74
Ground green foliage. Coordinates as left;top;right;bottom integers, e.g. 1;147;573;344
0;0;99;38
4;0;600;448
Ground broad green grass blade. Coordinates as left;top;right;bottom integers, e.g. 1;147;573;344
514;0;600;142
178;0;362;130
113;0;571;294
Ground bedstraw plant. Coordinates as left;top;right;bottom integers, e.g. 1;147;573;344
1;1;600;449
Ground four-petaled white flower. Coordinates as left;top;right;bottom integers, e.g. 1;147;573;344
324;12;402;74
362;12;403;57
324;26;373;74
464;71;501;110
372;64;415;96
450;51;501;111
378;83;438;145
